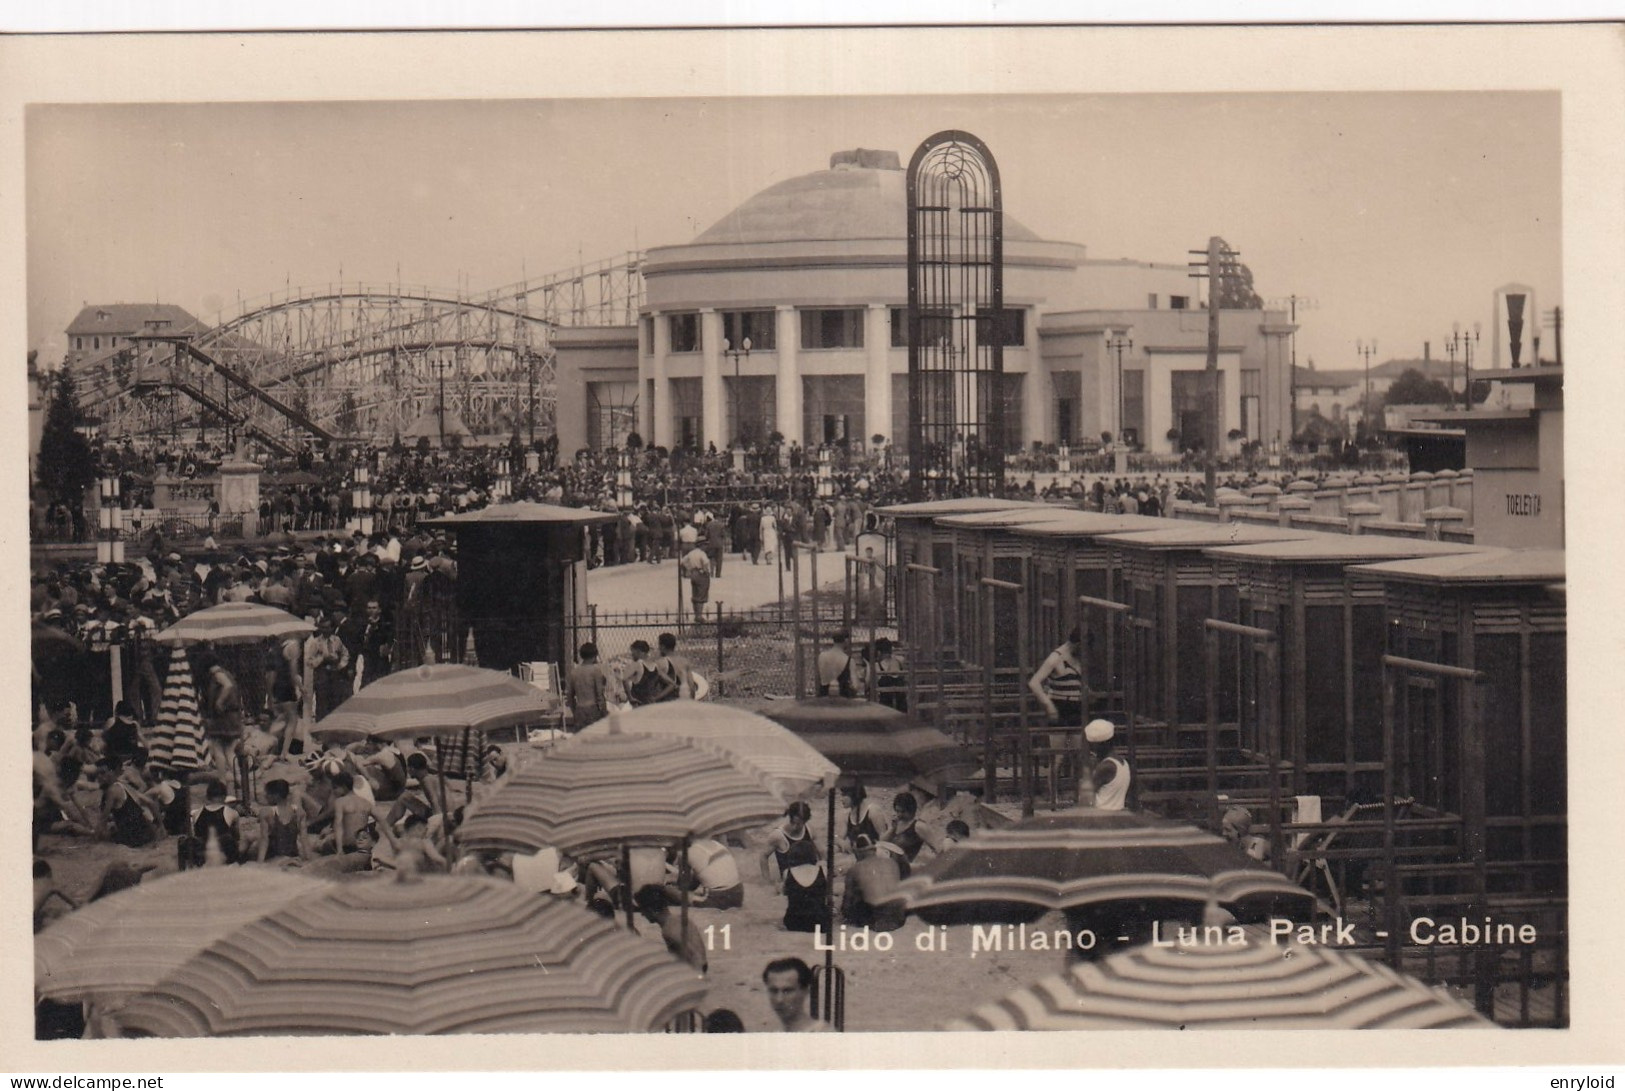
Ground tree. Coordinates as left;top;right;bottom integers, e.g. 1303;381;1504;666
1213;237;1265;309
36;367;98;512
1384;368;1452;406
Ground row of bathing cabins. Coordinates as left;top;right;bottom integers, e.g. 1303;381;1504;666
875;460;1565;1026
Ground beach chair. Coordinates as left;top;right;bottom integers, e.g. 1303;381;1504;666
1292;798;1415;917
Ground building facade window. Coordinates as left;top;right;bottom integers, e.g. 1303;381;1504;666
1170;370;1224;450
669;377;703;450
1169;295;1191;311
667;313;701;354
642;316;654;353
1051;371;1081;445
1147;294;1159;310
93;336;100;350
724;375;776;447
1240;368;1262;441
889;307;957;348
976;307;1025;347
1122;369;1145;447
800;308;864;350
802;375;865;444
586;381;640;451
721;310;776;352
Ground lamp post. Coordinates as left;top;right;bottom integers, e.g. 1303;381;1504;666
1356;339;1377;435
1443;335;1459;411
817;446;834;500
433;358;450;447
1447;322;1480;412
723;336;752;448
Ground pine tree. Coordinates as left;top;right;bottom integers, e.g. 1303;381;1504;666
36;367;98;511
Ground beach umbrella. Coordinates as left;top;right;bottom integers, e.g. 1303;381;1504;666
578;703;839;799
156;601;314;646
455;728;785;859
114;874;708;1036
147;646;207;772
31;620;84;663
881;810;1314;922
944;935;1491;1030
313;663;553;743
35;867;328;1007
762;697;972;787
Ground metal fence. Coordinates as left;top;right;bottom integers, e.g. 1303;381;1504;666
579;601;897;702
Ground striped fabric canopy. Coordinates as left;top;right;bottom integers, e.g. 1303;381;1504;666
315;663;553;741
883;810;1314;918
456;729;786;858
945;936;1491;1030
115;875;708;1036
157;601;314;646
579;703;840;799
762;697;972;787
146;646;207;772
35;867;329;1006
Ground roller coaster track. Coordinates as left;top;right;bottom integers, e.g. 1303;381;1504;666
94;252;643;446
147;376;298;457
133;334;339;443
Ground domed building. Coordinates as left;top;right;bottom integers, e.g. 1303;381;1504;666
553;148;1296;459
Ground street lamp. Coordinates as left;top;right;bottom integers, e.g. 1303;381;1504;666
817;446;834;500
1356;339;1377;433
723;336;752;448
1106;333;1134;446
1446;323;1480;411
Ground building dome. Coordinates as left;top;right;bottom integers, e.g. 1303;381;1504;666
692;149;1043;247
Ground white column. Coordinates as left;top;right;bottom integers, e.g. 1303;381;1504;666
863;304;892;449
700;309;725;449
775;305;802;446
1022;360;1046;447
651;311;671;449
637;316;653;442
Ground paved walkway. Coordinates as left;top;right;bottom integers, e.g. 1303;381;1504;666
582;547;852;614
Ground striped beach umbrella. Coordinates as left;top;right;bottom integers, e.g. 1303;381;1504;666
156;601;314;646
762;697;972;787
456;729;785;858
35;867;328;1007
945;936;1491;1030
314;663;553;743
882;810;1314;921
579;703;840;800
115;875;707;1036
147;646;206;772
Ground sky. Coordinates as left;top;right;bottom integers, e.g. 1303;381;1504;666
26;91;1560;374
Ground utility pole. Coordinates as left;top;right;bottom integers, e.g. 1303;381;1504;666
1188;237;1229;506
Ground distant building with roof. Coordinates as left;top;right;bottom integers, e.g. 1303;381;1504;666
553;148;1296;457
64;303;205;368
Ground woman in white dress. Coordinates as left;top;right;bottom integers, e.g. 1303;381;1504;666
758;507;780;563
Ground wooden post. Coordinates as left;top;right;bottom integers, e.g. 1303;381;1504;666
792;552;804;698
715;601;724;686
621;842;636;932
824;784;837;1024
981;581;996;803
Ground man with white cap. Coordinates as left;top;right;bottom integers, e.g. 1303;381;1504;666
1085;718;1131;811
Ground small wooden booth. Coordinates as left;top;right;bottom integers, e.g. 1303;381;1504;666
1007;510;1166;707
421;502;616;675
1204;535;1485;806
935;505;1083;668
1099;523;1318;735
1351;549;1566;899
883;498;1054;661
